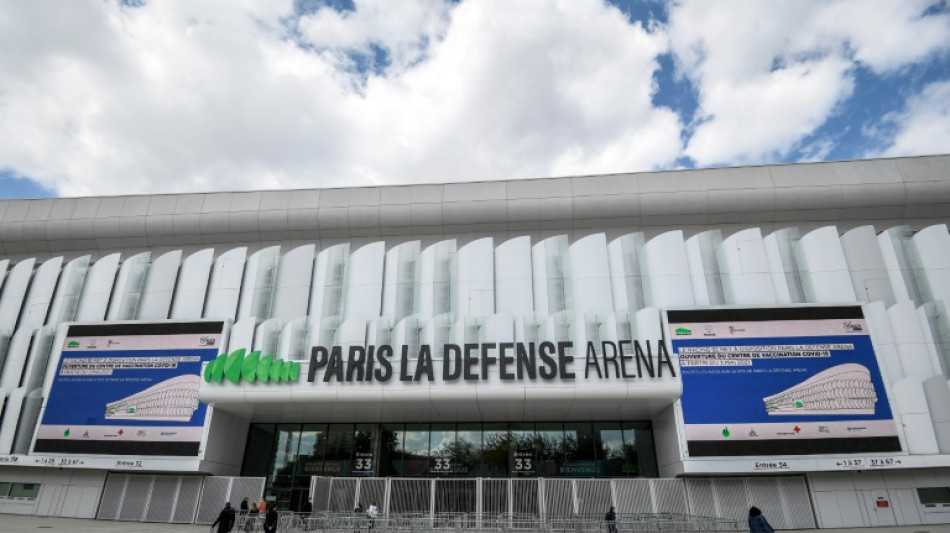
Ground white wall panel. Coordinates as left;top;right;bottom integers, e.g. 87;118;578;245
892;377;940;455
889;302;940;380
45;255;90;326
878;226;922;305
0;328;34;392
13;387;43;454
205;247;247;321
277;316;310;361
19;325;55;394
0;258;36;333
271;244;314;323
569;233;613;315
764;228;804;304
137;250;182;320
495;236;533;318
864;302;904;385
0;259;8;290
923;376;950;453
456;238;494;318
608;233;646;313
908;224;950;305
841;226;896;306
310;243;349;320
19;256;62;330
0;387;26;454
686;230;724;306
344;241;385;321
795;226;857;303
253;318;283;355
920;300;950;377
382;241;420;322
640;231;694;308
717;228;777;305
75;253;120;322
237;246;280;322
107;251;151;320
227;318;257;354
533;236;570;315
170;248;214;320
416;239;456;319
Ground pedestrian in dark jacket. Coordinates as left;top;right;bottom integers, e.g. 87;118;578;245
263;506;279;533
748;506;774;533
212;502;236;533
605;506;617;533
240;497;249;515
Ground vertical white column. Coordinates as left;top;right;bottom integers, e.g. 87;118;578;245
533;236;570;316
840;226;895;306
271;244;315;323
686;229;724;306
382;241;420;324
19;256;63;329
608;233;646;314
170;248;214;320
495;236;533;319
717;228;776;305
878;226;922;305
456;238;494;319
569;234;613;316
237;246;281;323
640;231;694;308
137;250;182;320
75;253;120;322
794;226;857;303
344;242;385;322
46;255;91;326
205;247;248;321
908;224;950;304
763;227;804;304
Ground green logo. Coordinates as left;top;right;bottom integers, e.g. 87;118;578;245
203;349;300;385
67;341;80;348
675;327;692;335
64;428;70;437
721;427;730;438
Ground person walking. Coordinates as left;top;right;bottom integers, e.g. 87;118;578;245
240;497;249;515
748;506;774;533
604;506;617;533
212;502;236;533
245;502;260;533
367;502;378;530
263;504;279;533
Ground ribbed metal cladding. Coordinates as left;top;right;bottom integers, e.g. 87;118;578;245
778;477;816;529
575;479;611;515
542;479;574;518
228;477;265;511
117;475;153;521
714;478;748;520
358;478;388;513
482;479;508;516
196;477;231;524
434;479;476;514
511;479;539;516
310;476;332;512
685;478;715;517
389;479;431;514
328;478;359;511
612;479;654;513
96;474;128;520
173;477;203;524
651;479;688;515
145;476;179;522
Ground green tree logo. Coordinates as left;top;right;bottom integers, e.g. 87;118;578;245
203;348;301;385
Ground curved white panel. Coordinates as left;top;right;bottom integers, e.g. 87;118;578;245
205;247;248;321
569;233;612;315
908;224;950;305
40;324;70;404
137;250;182;320
107;251;151;320
0;258;36;334
0;328;34;392
75;253;120;322
533;235;570;315
0;259;8;289
495;236;533;317
893;377;940;455
253;318;283;355
641;231;694;308
227;317;257;354
841;225;895;306
923;376;950;453
20;326;55;394
0;387;26;454
344;241;385;321
277;317;310;361
237;246;281;322
863;302;904;386
794;226;857;303
171;248;214;320
13;387;43;454
685;230;724;306
878;225;921;305
271;244;315;323
763;227;804;304
336;318;368;348
456;238;494;318
19;256;63;330
382;241;420;322
717;228;776;305
417;240;456;319
888;302;939;380
608;233;646;314
45;255;90;326
310;243;349;320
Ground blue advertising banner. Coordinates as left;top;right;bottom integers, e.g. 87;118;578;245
666;306;901;457
33;321;225;456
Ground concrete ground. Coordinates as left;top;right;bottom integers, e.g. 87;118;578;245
4;515;950;533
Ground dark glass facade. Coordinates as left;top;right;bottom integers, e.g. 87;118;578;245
241;421;657;509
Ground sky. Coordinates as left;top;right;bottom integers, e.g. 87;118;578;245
0;0;948;199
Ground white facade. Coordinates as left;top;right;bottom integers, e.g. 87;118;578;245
0;155;949;527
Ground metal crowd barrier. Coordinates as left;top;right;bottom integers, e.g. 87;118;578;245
231;511;744;533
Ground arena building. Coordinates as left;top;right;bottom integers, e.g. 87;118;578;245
0;154;948;529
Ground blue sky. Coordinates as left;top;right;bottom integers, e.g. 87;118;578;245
0;0;948;198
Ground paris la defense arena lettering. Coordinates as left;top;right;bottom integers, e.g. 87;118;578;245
308;340;676;383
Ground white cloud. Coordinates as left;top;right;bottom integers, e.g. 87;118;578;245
0;0;682;196
880;80;950;157
668;0;950;166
